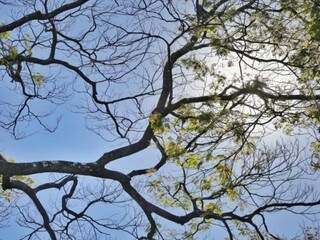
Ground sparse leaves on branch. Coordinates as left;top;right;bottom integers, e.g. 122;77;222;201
0;0;320;239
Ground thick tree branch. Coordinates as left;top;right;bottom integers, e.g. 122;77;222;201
0;0;89;33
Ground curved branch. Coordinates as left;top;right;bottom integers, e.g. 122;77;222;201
0;0;89;33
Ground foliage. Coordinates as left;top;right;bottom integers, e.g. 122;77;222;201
0;0;319;239
31;72;44;86
0;155;34;202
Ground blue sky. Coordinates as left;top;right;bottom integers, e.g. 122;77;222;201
0;2;160;237
0;1;320;239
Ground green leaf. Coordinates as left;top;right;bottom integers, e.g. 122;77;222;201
0;23;10;40
32;72;45;86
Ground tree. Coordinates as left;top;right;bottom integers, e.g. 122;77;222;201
0;0;320;239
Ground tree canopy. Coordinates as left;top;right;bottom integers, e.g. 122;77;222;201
0;0;320;239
